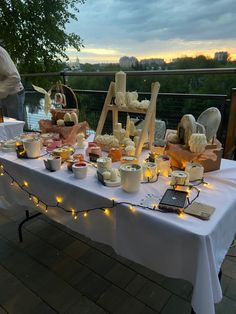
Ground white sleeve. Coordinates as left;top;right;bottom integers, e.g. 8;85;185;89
0;49;21;99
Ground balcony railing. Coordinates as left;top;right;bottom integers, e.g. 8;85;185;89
21;68;236;159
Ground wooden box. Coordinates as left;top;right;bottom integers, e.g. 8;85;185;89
38;120;89;145
165;140;223;172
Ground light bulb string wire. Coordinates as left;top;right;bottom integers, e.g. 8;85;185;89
185;186;200;209
0;163;201;217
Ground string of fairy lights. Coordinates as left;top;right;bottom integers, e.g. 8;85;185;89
0;162;206;219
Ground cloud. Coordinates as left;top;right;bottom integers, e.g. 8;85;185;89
66;47;120;62
82;48;119;55
67;0;236;62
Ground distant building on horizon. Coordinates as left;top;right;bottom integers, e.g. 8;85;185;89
140;58;165;66
119;56;139;68
68;57;81;70
214;51;229;62
139;57;165;70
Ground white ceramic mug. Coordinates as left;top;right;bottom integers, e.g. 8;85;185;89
119;163;141;193
22;138;41;158
72;162;87;179
44;156;61;171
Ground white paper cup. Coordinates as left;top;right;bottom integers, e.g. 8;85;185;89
45;156;61;171
22;138;41;158
72;162;87;179
119;163;141;193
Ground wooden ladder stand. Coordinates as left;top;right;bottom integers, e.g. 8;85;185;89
95;81;160;158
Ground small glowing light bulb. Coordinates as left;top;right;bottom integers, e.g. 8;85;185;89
74;215;78;220
145;169;152;178
33;196;38;204
129;205;136;213
83;212;88;217
56;196;63;204
23;181;29;187
104;208;110;216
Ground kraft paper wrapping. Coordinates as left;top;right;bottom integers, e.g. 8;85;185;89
165;139;223;172
39;120;89;145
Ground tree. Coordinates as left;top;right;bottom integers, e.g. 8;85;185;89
0;0;85;73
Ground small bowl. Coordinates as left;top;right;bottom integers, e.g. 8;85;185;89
52;146;74;161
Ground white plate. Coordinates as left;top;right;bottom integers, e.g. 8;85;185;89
104;178;121;187
96;172;121;187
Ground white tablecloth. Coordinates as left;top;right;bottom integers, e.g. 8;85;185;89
0;145;236;314
0;117;25;140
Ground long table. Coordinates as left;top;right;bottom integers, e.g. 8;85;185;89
0;117;25;140
0;145;236;314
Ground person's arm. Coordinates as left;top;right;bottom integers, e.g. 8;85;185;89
0;49;21;99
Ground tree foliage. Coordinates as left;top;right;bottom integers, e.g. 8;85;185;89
66;55;236;132
0;0;85;73
69;55;236;95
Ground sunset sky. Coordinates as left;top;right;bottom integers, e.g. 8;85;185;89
67;0;236;63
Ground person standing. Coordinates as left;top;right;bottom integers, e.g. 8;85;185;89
0;45;25;121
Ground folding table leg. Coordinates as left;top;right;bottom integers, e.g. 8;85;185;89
18;209;42;242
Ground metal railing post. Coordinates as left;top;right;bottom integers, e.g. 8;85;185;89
224;88;236;159
60;71;66;85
